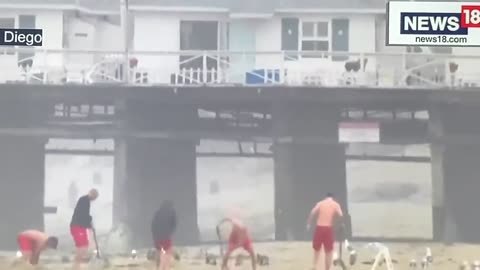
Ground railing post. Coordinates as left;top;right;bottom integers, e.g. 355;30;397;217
121;0;130;84
202;51;207;83
280;51;286;85
43;48;48;84
400;51;407;86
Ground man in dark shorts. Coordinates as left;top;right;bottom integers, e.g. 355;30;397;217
151;200;177;270
307;193;344;270
70;188;98;270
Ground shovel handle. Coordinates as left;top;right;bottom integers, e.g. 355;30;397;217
91;227;101;259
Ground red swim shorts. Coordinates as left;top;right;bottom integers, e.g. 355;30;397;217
17;234;33;252
313;226;334;252
155;239;172;251
70;226;89;248
227;228;254;254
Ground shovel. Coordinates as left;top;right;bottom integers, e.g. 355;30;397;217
89;226;110;269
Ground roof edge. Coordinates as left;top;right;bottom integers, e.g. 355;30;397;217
128;6;384;14
275;8;385;14
0;4;118;15
229;13;274;19
0;4;385;15
129;6;229;12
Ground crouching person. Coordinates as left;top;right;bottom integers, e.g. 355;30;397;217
17;230;58;265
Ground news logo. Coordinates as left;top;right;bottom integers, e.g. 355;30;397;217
387;2;480;46
0;28;43;47
400;12;468;35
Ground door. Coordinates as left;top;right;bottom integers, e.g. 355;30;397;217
331;18;349;61
281;18;299;60
228;20;256;83
18;15;36;67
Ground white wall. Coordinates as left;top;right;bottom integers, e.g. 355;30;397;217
0;10;64;83
451;47;480;86
64;17;96;68
255;17;282;69
96;22;123;51
133;11;228;84
133;13;180;84
62;15;124;82
375;14;406;86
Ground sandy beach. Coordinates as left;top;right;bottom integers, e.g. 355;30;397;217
2;241;480;270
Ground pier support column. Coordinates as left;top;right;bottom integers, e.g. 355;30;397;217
273;104;347;241
429;107;448;242
121;139;198;248
0;137;45;250
113;138;127;227
430;106;480;243
443;144;480;243
430;143;449;242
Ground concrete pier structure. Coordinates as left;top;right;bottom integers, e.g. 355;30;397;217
0;137;45;250
120;139;198;247
430;106;480;243
113;102;199;247
273;104;348;241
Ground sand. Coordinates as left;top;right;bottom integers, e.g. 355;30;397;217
1;242;480;270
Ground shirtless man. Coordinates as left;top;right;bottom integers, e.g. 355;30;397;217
307;193;344;270
70;189;98;270
17;230;58;265
218;216;256;270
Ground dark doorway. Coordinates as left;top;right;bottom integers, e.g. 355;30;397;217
180;21;218;69
331;18;349;61
281;18;299;60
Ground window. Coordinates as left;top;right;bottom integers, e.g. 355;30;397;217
0;18;15;55
179;20;218;70
300;21;329;58
18;15;36;63
302;40;328;51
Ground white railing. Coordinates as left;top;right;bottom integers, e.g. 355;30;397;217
0;47;478;88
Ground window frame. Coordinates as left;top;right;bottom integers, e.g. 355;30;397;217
0;16;16;55
299;20;331;58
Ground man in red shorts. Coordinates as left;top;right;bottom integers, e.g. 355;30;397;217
17;229;58;265
151;200;177;270
307;193;344;270
70;188;98;270
217;217;257;270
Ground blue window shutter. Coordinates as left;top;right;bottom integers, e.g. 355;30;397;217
281;18;299;51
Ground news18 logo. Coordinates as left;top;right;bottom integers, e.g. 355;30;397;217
400;12;468;35
461;5;480;27
0;28;43;46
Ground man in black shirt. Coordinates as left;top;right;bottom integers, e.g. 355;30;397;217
70;189;98;270
151;200;177;270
